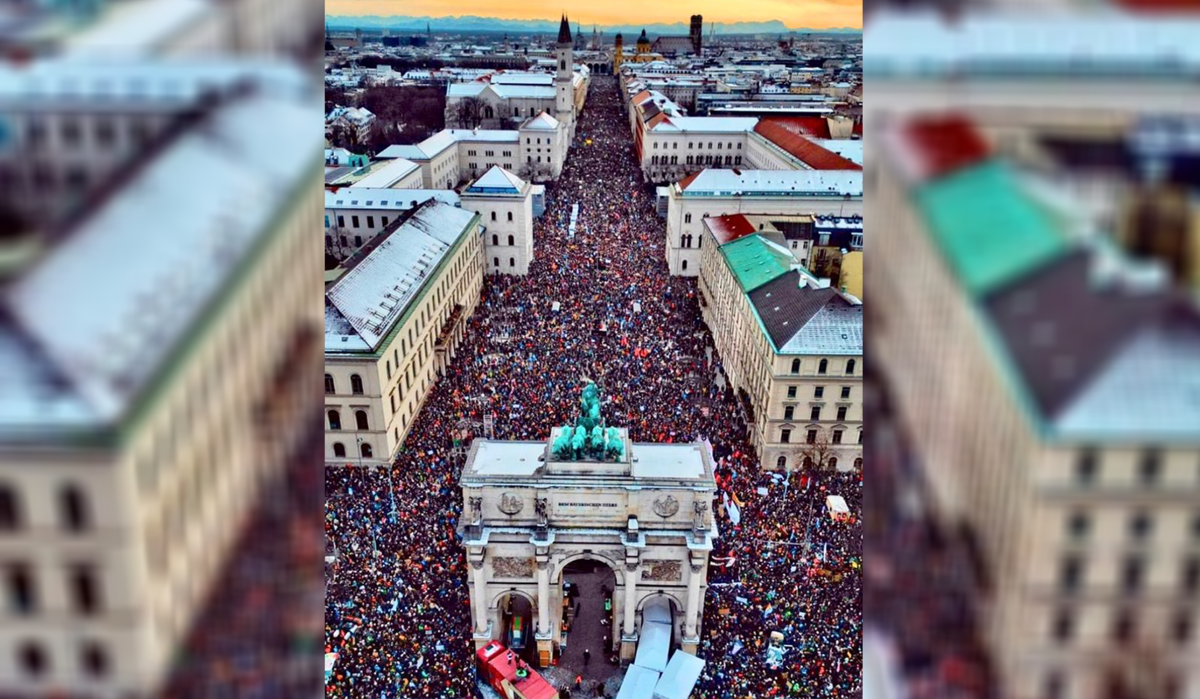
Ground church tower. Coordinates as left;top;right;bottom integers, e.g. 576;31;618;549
613;32;624;73
555;14;576;141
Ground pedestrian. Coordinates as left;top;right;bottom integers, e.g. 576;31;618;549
583;648;590;665
575;674;583;690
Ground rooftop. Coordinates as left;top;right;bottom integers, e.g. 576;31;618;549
346;158;419;189
325;189;461;211
720;235;796;292
677;169;863;198
753;121;861;170
325;201;479;353
749;272;863;355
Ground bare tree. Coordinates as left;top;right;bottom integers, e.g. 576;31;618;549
451;96;484;129
791;427;839;472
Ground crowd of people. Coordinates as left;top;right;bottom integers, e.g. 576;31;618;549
324;75;864;698
862;361;994;699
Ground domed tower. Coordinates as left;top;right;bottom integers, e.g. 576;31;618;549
613;32;624;72
555;15;576;140
636;28;650;57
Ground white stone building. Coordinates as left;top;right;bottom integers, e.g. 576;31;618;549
0;65;321;699
662;169;863;276
324;201;486;465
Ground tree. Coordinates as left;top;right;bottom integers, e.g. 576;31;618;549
791;427;839;472
451;96;485;129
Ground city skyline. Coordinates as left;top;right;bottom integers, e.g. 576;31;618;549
325;0;862;30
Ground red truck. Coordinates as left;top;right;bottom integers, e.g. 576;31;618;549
476;641;559;699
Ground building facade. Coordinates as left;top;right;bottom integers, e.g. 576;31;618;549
662;168;864;276
0;65;321;698
324;201;486;465
697;220;863;473
870;112;1200;699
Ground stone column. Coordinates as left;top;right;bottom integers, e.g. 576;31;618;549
471;556;489;635
682;554;706;654
619;560;640;663
536;557;551;635
622;562;638;636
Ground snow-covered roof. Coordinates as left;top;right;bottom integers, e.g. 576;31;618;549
0;61;309;105
521;112;559;131
446;82;488;98
346;158;419;189
655;651;705;699
651;116;758;134
866;11;1200;78
375;144;426;160
325;189;460;211
417;128;519;158
325;202;478;352
677;169;863;198
63;0;214;58
813;138;863;166
492;83;555;100
615;665;660;699
466;166;527;195
4;83;319;430
489;72;553;86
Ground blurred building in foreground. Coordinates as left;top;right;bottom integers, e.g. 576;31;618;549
0;0;321;61
0;61;321;698
867;12;1200;699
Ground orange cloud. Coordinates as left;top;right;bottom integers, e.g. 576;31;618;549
326;0;861;29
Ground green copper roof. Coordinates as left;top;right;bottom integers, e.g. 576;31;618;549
914;160;1068;297
721;235;794;292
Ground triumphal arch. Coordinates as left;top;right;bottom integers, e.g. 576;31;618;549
459;383;718;667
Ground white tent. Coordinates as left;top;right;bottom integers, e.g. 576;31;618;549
616;664;662;699
826;494;850;521
654;651;705;699
635;623;671;673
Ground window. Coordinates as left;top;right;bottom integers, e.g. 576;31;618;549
339;235;347;246
333;442;346;458
59;486;89;532
5;564;35;614
0;484;18;530
494;257;500;268
810;406;821;421
68;564;100;615
351;215;359;227
784;406;794;420
780;429;791;444
355;410;369;430
828;457;837;469
1059;556;1083;593
510;258;516;268
1076;449;1098;484
818;359;828;375
1052;610;1074;643
1121;557;1144;594
354;235;363;247
787;386;797;399
491;211;497;221
327;410;341;430
350;374;364;395
1138;450;1161;485
338;215;345;228
94;119;115;148
507;235;514;246
685;213;692;223
681;260;688;271
735;156;742;164
1066;511;1090;540
325;374;335;394
841;386;851;399
814;386;824;399
858;430;864;444
835;406;848;421
507;212;513;222
806;429;817;445
367;215;374;228
853;457;863;469
1111;609;1134;644
776;456;787;469
832;430;843;444
382;216;389;227
81;642;108;678
845;359;856;375
1129;511;1152;541
1182;557;1199;593
18;642;47;677
361;443;374;458
790;359;800;374
492;234;499;245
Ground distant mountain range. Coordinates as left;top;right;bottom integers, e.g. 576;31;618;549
325;15;861;37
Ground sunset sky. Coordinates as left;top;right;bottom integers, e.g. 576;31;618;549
325;0;861;30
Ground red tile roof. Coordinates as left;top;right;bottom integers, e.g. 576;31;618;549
754;120;862;171
901;113;991;180
677;171;702;191
756;116;832;140
706;214;758;245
